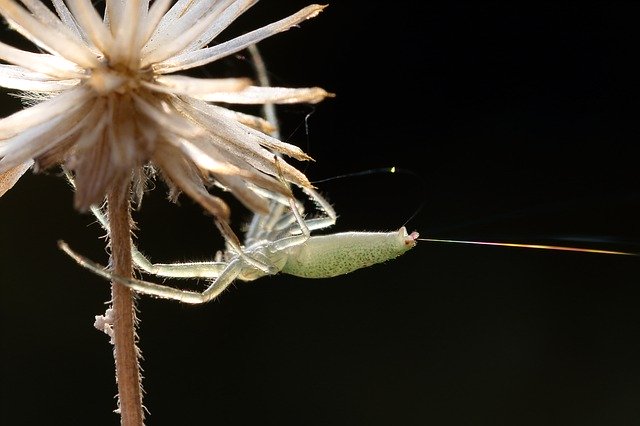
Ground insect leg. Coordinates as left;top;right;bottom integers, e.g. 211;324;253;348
300;186;336;232
130;257;227;279
215;218;277;274
82;189;226;278
59;241;245;304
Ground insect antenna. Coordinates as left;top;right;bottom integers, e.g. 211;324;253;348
309;165;427;233
408;176;640;258
416;237;639;257
311;166;399;184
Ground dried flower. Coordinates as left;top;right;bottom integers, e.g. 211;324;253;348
0;0;330;220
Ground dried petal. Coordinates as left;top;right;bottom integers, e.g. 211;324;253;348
0;159;31;197
0;1;328;219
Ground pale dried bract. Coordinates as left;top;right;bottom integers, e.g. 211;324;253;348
0;0;330;220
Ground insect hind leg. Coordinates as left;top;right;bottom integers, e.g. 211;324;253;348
59;241;246;304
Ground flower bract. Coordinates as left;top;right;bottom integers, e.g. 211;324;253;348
0;0;330;220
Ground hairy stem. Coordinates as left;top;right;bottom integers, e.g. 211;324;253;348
108;179;144;426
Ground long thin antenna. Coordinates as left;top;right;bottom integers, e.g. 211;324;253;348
419;238;638;256
311;167;397;184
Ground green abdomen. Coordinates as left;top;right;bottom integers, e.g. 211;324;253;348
282;231;407;278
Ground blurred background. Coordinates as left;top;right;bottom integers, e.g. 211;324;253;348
2;1;640;425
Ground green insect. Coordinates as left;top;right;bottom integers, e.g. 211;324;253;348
60;185;419;304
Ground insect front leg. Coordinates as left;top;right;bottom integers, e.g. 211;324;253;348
84;191;227;278
268;193;314;252
299;186;336;233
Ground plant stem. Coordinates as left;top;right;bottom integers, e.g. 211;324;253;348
108;179;144;426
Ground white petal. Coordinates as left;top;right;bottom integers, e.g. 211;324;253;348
73;98;107;150
137;0;173;49
214;173;270;214
142;0;239;65
130;0;150;56
0;113;69;166
185;134;291;198
0;159;32;197
0;100;87;171
213;108;276;134
0;86;90;139
20;0;86;46
153;4;326;73
65;0;113;53
175;98;311;187
0;79;77;91
104;0;125;32
0;64;80;91
153;142;230;220
143;0;201;52
0;0;99;67
182;97;312;161
0;41;84;78
111;0;146;66
149;75;251;96
51;0;86;41
197;85;333;104
132;94;203;138
177;0;257;55
178;137;244;176
0;64;61;81
177;97;266;152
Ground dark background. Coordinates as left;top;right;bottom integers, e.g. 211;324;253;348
2;1;640;425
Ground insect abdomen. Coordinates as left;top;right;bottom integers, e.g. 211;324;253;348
282;228;417;279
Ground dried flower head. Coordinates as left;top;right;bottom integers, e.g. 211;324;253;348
0;0;330;220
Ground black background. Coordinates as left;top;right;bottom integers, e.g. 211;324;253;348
2;2;640;425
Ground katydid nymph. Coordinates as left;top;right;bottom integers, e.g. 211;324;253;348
59;181;420;304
